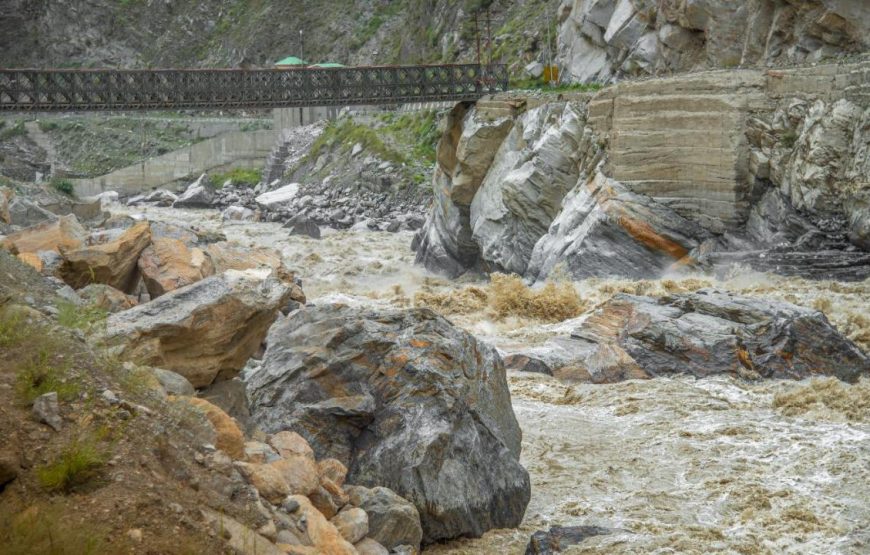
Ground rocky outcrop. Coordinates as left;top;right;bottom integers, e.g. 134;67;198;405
137;237;214;298
470;101;601;275
247;304;530;544
105;268;293;388
528;170;709;280
59;220;152;293
532;289;869;383
416;61;870;282
414;102;515;277
557;0;870;83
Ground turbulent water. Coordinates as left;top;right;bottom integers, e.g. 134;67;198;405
123;206;870;554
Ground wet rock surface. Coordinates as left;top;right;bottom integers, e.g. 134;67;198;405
524;525;613;555
247;303;530;544
539;289;869;384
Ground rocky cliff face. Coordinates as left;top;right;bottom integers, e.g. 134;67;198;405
556;0;870;83
415;59;870;281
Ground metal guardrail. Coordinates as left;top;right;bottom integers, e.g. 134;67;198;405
0;64;509;112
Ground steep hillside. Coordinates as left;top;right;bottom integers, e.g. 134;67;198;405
0;0;559;75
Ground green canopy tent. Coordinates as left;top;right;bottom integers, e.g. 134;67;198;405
274;56;308;66
309;62;346;68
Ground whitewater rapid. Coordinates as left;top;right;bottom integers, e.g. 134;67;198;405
120;206;870;554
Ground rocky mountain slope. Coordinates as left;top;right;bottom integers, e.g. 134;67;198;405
0;0;560;74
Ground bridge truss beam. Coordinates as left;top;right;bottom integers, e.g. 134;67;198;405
0;64;508;112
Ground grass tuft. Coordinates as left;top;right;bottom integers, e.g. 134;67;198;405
0;308;26;348
57;301;107;332
37;437;106;493
0;503;110;555
15;347;79;404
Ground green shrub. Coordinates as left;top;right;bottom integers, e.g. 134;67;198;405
210;167;262;188
37;437;106;493
50;178;75;196
38;120;60;132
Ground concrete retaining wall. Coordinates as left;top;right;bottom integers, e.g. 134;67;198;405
72;129;276;197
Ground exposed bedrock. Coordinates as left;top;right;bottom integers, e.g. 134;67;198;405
556;0;870;83
247;304;530;544
514;289;870;384
415;61;870;281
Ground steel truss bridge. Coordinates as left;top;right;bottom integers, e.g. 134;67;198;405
0;64;508;112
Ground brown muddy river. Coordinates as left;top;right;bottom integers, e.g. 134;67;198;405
122;206;870;554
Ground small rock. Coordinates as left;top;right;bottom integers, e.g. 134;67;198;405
32;392;62;431
330;507;369;544
101;389;119;405
0;449;19;488
152;368;195;396
282;498;301;514
308;478;349;520
127;528;143;543
354;538;389;555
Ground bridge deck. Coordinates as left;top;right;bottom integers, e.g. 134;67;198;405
0;64;508;112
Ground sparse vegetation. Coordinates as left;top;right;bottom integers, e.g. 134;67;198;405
209;167;262;188
15;346;80;404
37;436;107;493
50;177;75;196
0;120;27;141
510;78;604;94
0;307;26;348
781;130;798;148
57;301;107;332
0;503;111;555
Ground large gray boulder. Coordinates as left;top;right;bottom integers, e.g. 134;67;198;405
555;289;869;384
247;304;529;544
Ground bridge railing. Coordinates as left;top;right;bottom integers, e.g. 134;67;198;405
0;64;509;112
